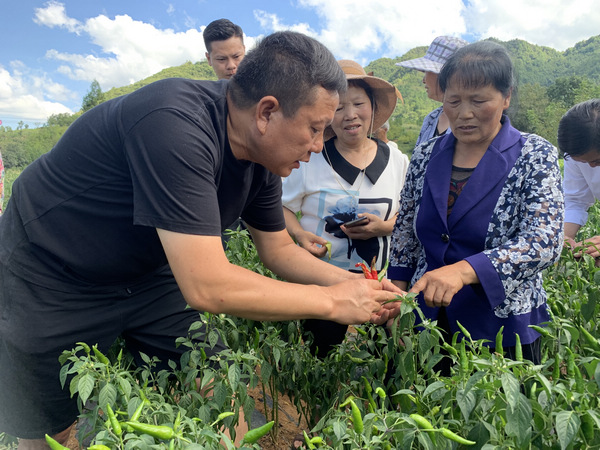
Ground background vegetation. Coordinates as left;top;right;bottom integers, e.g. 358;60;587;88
2;34;600;193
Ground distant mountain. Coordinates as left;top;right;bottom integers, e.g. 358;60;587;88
3;34;599;172
103;35;600;102
96;35;600;152
102;61;218;101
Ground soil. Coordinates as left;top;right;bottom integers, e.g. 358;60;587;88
64;385;306;449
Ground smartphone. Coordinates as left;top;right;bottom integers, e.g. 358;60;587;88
343;216;369;228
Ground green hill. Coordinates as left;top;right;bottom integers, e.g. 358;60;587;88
2;34;600;169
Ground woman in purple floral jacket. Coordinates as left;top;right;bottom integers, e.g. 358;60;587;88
388;41;564;368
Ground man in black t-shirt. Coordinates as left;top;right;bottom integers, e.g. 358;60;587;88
0;31;402;447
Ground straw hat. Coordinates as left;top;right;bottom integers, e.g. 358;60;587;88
324;59;399;141
396;36;469;74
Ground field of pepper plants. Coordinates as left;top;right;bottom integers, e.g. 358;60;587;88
1;203;600;449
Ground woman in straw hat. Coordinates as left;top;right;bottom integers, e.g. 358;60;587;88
282;59;409;357
397;36;468;146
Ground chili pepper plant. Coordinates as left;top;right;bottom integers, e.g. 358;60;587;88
2;214;600;449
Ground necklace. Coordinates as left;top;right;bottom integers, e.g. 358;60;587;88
322;144;371;207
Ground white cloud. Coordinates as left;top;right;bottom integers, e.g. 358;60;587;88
257;0;467;63
41;13;206;90
0;65;73;123
7;0;600;128
34;0;83;34
465;0;600;50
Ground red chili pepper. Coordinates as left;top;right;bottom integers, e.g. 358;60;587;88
354;262;373;280
370;256;378;279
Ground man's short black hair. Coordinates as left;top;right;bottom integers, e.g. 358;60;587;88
203;19;244;53
558;99;600;158
228;31;346;118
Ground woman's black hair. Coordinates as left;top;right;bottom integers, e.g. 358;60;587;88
438;40;515;97
557;99;600;158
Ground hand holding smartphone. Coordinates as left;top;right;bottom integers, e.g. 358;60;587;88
343;216;369;228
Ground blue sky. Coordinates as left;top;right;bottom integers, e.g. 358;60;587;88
1;0;599;129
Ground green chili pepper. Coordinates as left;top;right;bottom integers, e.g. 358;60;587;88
375;387;386;399
456;321;472;341
125;421;175;440
325;241;332;261
93;345;110;365
581;412;595;442
440;427;476;445
460;340;469;375
45;434;69;450
362;376;372;393
88;445;111;450
553;354;561;381
529;324;552;338
241;420;275;444
580;327;600;351
442;341;458;357
541;347;549;364
514;333;523;362
253;327;260;350
304;430;316;449
355;326;368;336
349;399;364;434
495;326;504;356
309;436;324;445
362;376;377;412
348;355;365;364
378;260;389;281
529;382;538;401
130;399;145;422
409;413;434;431
76;342;91;355
383;353;388;376
210;411;235;427
106;403;122;436
574;366;585;394
340;396;355;408
566;348;575;376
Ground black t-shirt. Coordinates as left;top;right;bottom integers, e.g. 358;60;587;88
0;78;285;288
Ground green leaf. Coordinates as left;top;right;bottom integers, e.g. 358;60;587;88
260;362;273;383
98;383;116;413
505;394;532;447
77;374;95;406
464;371;487;396
582;286;599;321
228;364;240;392
213;381;228;407
59;364;69;389
556;410;580;450
208;329;219;349
273;346;281;367
456;388;476;422
118;376;132;398
501;372;521;410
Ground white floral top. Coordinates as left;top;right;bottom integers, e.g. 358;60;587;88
389;117;564;346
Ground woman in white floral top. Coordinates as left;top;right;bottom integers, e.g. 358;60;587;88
388;41;564;371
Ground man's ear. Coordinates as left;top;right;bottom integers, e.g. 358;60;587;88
205;52;212;66
255;96;280;135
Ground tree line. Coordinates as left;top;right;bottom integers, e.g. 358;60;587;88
2;35;600;170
